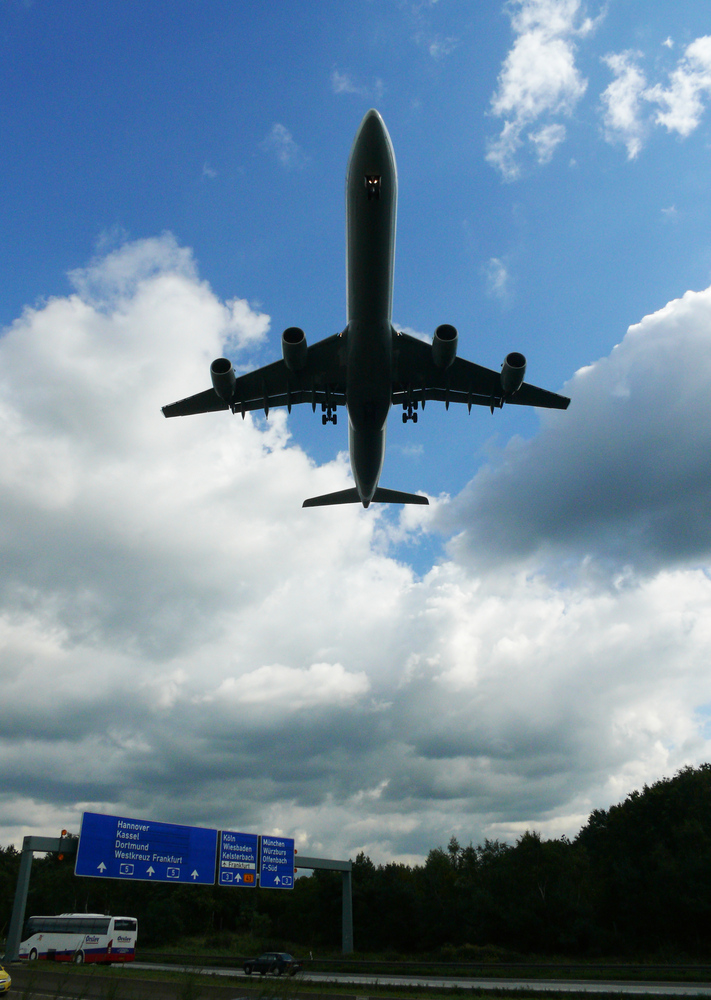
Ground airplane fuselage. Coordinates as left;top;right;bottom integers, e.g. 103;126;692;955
344;110;397;506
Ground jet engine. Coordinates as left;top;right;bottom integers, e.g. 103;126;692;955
282;327;308;371
432;324;458;369
500;352;526;395
211;357;236;402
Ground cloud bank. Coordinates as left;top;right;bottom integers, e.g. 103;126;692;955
2;234;711;862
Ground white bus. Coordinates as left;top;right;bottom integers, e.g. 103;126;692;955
19;913;138;964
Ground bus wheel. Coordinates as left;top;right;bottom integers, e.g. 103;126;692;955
29;949;37;962
73;952;84;964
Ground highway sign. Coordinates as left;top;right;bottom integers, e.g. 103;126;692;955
259;835;295;889
75;812;218;884
218;830;258;887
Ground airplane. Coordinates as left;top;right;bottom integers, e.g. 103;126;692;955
162;109;570;508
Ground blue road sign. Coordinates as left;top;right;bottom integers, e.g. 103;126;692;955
75;812;218;884
218;830;258;888
259;835;295;889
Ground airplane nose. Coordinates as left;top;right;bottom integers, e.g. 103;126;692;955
351;108;395;170
359;109;387;143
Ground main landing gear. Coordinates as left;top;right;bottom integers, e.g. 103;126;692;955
322;404;337;425
402;401;418;423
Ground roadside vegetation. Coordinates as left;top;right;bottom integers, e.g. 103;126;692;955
3;764;711;964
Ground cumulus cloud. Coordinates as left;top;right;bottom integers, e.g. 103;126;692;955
602;36;711;157
487;0;597;179
600;50;648;159
3;235;711;862
646;35;711;137
436;284;711;578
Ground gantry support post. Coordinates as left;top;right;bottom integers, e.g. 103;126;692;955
5;835;76;962
296;855;353;954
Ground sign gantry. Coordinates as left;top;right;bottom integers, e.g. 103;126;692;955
5;825;353;960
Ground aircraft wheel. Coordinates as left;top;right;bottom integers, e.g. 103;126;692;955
413;413;418;423
402;412;407;423
322;414;327;425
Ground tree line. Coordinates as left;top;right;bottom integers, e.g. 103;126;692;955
2;763;711;959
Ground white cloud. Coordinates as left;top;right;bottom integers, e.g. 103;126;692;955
484;256;512;300
427;35;459;60
212;662;370;710
487;0;596;179
601;36;711;157
529;121;567;162
600;50;647;159
4;236;711;862
330;69;384;101
260;124;308;169
645;35;711;137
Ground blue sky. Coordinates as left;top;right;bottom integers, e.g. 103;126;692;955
3;0;711;865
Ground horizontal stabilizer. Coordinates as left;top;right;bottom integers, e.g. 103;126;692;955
303;488;362;507
303;486;429;508
372;487;429;505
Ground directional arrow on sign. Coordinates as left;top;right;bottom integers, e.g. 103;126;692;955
275;876;281;884
191;870;199;880
236;873;242;882
97;862;106;873
147;866;155;876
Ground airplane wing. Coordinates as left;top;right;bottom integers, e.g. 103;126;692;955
162;333;347;418
392;331;570;411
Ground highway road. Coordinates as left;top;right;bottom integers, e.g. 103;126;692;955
130;962;711;995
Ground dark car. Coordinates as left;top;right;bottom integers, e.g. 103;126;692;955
243;952;303;976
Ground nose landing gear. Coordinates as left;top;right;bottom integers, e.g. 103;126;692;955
321;404;337;425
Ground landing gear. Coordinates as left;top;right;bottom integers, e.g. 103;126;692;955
402;401;418;423
321;404;337;425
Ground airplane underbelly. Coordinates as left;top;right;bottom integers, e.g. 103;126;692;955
346;324;392;431
346;383;390;431
348;422;386;502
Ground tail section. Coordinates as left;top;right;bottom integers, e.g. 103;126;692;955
303;487;428;508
